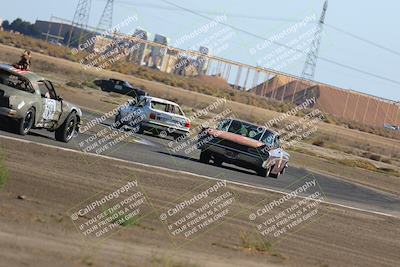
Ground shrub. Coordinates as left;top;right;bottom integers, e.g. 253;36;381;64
369;154;381;162
312;139;325;147
0;153;9;190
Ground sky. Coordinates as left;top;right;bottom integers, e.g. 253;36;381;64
1;0;399;101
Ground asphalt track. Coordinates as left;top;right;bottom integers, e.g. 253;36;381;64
0;110;399;217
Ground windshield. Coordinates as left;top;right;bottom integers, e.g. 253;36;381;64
227;120;264;141
124;81;133;88
261;130;275;146
0;69;34;93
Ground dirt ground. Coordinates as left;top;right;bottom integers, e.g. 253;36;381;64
0;137;399;267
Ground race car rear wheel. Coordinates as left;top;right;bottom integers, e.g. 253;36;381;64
55;112;77;143
199;150;211;164
114;113;123;129
15;107;35;136
212;156;223;166
135;123;144;134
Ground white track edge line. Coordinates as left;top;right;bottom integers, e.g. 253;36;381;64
0;134;398;219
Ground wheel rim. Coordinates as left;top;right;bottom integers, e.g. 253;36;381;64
66;120;75;140
23;111;34;132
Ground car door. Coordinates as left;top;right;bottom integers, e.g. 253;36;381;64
38;80;62;123
121;98;145;124
114;81;123;91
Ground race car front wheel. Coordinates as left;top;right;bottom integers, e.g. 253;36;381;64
257;165;272;178
55;112;77;143
114;113;123;129
199;150;211;164
15;107;35;136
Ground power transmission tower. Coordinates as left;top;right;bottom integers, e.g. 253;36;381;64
67;0;92;47
299;0;328;99
302;0;328;80
97;0;114;33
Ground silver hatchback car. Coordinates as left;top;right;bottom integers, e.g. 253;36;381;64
115;96;190;139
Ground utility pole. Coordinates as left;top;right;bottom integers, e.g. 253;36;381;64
67;0;92;47
292;0;328;102
97;0;114;33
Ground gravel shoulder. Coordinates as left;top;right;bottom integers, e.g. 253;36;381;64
0;137;399;267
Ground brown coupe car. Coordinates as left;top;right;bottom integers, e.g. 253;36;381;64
197;119;289;178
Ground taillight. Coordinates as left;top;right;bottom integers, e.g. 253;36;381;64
185;120;190;128
150;113;156;120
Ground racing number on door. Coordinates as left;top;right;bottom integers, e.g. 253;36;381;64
43;99;57;120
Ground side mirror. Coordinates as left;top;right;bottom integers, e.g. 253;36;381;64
58;96;63;101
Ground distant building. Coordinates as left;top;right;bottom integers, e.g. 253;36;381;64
150;34;168;69
92;35;112;53
129;28;149;66
196;46;209;75
34;19;95;46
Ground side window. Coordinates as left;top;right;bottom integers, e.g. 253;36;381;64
151;101;168;112
2;72;34;93
217;119;231;131
39;81;57;99
169;104;183;115
38;82;49;98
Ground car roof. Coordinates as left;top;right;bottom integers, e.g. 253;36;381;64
145;96;180;106
110;78;126;82
0;64;44;83
228;118;279;136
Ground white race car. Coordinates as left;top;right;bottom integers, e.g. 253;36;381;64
115;96;190;139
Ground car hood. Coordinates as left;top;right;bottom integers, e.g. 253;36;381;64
207;129;265;149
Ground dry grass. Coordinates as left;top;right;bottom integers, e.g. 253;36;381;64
0;152;8;190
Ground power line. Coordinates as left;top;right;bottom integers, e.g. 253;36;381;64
325;23;400;57
103;0;400;58
96;0;302;22
159;0;400;87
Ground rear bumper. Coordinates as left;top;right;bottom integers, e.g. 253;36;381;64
202;143;266;169
0;107;18;118
142;121;190;135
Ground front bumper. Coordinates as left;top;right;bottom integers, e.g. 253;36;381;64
0;107;18;118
